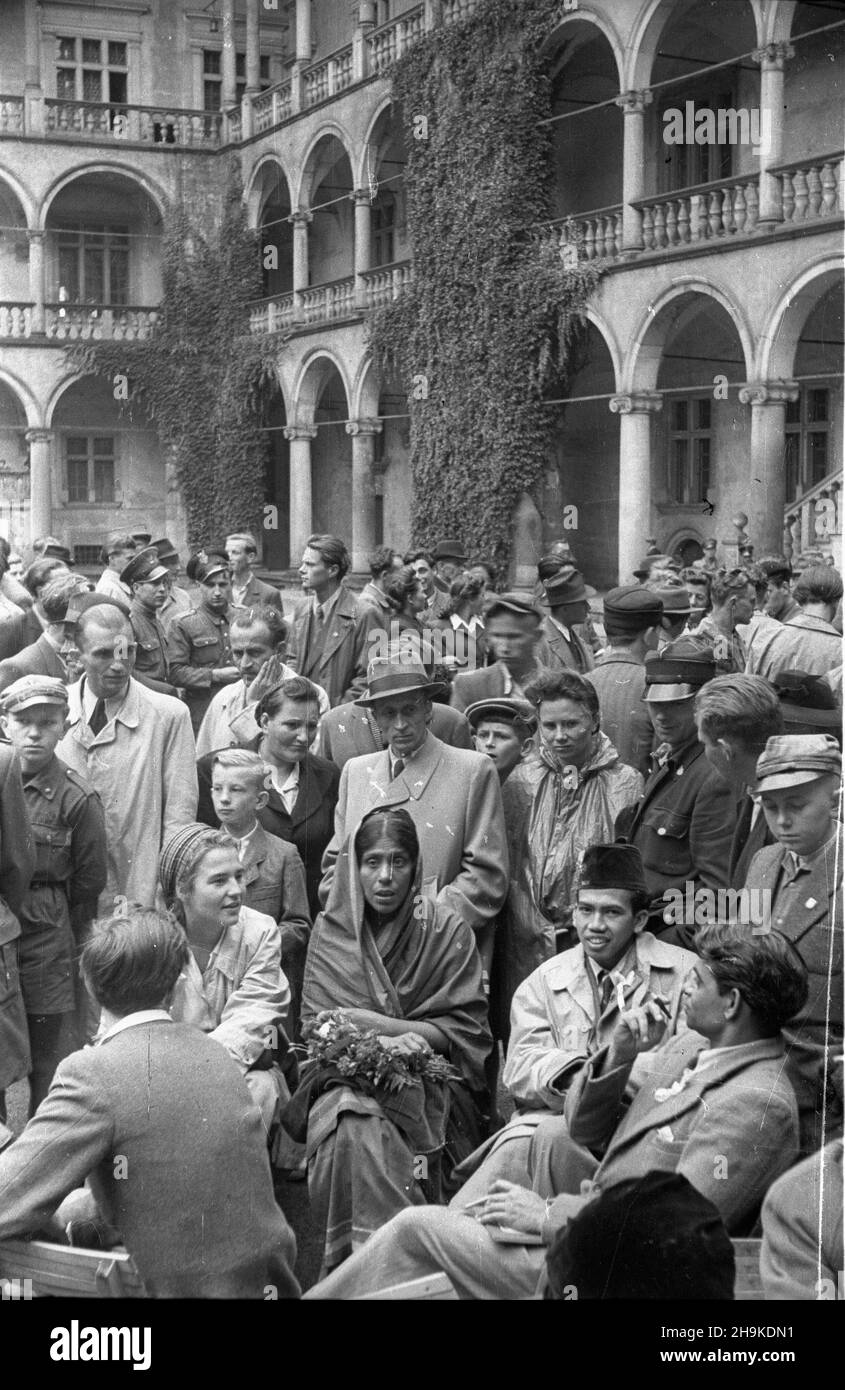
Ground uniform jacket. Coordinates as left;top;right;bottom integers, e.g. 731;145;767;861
319;731;508;939
166;603;234;730
558;1031;799;1233
540;615;595;675
315;698;473;769
585;650;653;778
618;736;736;936
0;633;66;693
760;1138;844;1300
502;932;696;1114
58;678;198;914
0;1018;300;1297
286;583;370;707
743;830;843;1140
129;599;177;696
231;572;285;617
197;747;339;918
746;612;842;681
0;592;26;664
0;741;34;1088
240;824;311;962
158;583;193;634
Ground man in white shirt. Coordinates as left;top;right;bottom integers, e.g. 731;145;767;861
225;531;285;616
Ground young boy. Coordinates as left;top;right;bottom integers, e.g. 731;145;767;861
465;696;535;784
210;748;311;1033
0;676;107;1113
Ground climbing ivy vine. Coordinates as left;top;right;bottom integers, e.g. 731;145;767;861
369;0;602;577
68;161;284;546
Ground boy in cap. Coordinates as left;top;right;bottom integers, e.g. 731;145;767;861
122;548;177;697
0;676;106;1111
167;552;240;732
743;733;843;1153
585;585;663;778
465;696;535;784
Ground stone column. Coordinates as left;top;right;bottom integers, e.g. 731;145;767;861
26;428;53;542
284;424;317;562
353;189;373;308
221;0;237;110
352;1;376;81
24;0;43;133
346;419;383;571
241;0;260;138
738;381;799;554
609;392;662;583
424;0;443;28
28;231;45;334
753;43;795;228
615;90;652;255
290;209;311;319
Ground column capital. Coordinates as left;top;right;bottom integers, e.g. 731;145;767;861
738;380;799;407
283;424;318;442
615;89;652;115
345;417;383;437
609;391;662;416
27;229;45;244
289;208;313;227
353;187;373;206
25;427;53;445
752;42;795;70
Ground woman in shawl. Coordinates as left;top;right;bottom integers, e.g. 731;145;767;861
493;669;644;1043
159;823;291;1134
289;806;491;1276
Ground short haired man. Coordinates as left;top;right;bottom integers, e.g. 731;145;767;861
450;594;548;712
0;573;89;691
538;567;596;675
286;534;370;707
94;532;136;603
743;734;843;1153
167;553;240;733
121;548;177;697
585;585;663;778
58;604;198;916
305;923;806;1299
355;546;403;641
225;531;285;617
694;672;785;881
759;555;800;622
618;638;737;947
0;907;300;1298
319;652;508;969
746;564;843;681
690;567;756;673
465;697;535;784
405;548;450;621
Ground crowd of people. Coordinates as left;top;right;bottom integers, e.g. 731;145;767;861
0;526;840;1301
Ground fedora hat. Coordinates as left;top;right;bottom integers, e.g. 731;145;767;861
355;653;447;707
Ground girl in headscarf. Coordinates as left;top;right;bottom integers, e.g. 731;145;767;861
159;823;291;1133
288;807;491;1276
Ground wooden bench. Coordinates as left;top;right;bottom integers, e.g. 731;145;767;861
733;1238;764;1301
0;1238;146;1298
354;1272;458;1300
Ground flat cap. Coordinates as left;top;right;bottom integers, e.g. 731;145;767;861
485;592;544;623
39;542;72;565
603;585;663;633
643;637;716;702
120;547;169;587
756;733;841;792
0;675;69;714
464;696;536;730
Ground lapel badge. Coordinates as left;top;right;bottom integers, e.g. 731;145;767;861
805;897;818;909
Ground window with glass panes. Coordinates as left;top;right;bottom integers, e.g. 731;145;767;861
667;397;711;504
65;437;116;504
56;36;128;105
372;193;396;266
56;226;129;304
658;81;734;194
203;50;271;108
785;386;831;501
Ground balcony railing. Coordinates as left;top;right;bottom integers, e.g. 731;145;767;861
253;81;292;133
0;95;23;132
0;302;32;337
361;260;414;308
249;292;296;334
772;152;843;224
443;0;478;23
305;45;355;104
544;206;623;263
44;98;224;147
634;173;762;252
301;277;356;324
368;7;424;74
44;304;159;340
784;468;843;566
248;262;413;331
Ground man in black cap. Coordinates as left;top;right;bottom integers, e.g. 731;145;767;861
538;567;595;675
166;553;240;733
430;538;467;594
122;549;177;698
586;586;662;778
617;637;736;947
450;594;549;712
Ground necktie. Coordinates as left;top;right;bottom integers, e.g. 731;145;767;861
316;604;325;625
598;971;614;1012
88;698;108;735
392;757;405;781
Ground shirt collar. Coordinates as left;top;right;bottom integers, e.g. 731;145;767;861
269;762;299;794
546;615;571;639
81;675;134;724
97;1008;172;1044
315;585;342;621
695;1037;779;1072
21;756;62;798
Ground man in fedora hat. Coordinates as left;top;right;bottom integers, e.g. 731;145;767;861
743;733;842;1153
430;538;467;594
450;594;550;712
539;569;596;675
319;649;508;969
151;538;193;633
617;637;736;947
650;582;693;647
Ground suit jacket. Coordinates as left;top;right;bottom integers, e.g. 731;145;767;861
760;1139;844;1300
729;791;774;883
315;698;473;769
746;612;842;681
198;748;339;917
743;832;843;1144
0;1018;300;1297
0;594;26;664
558;1032;799;1233
240;823;311;961
0;741;34;948
286;583;370;707
585;651;653;777
320;731;508;941
540;615;595;675
232;572;285;617
0;633;66;693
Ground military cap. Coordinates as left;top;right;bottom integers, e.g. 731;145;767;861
643;637;716;702
464;696;536;731
120;548;169;587
577;843;648;897
130;531;152;546
431;538;468;564
191;552;230;585
756;733;841;792
651;582;693;616
485;592;544;623
773;671;841;731
0;675;69;713
39;542;73;565
603;585;663;634
151;538;180;564
544;569;596;605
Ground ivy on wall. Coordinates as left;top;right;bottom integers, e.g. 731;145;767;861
368;0;602;577
68;162;284;546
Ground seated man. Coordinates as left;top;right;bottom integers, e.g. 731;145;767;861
0;907;300;1298
305;923;805;1299
457;843;696;1201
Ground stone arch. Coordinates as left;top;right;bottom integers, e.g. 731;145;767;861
0;166;36;228
583;306;623;392
626;279;754;392
38;162;168;230
0;368;40;427
628;0;762;89
292;349;352;423
296;126;356;210
539;7;626;89
245;153;294;229
758;259;843;381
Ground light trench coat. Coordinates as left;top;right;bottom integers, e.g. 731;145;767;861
57;677;198;915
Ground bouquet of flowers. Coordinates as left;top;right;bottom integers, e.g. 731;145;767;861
300;1009;459;1094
